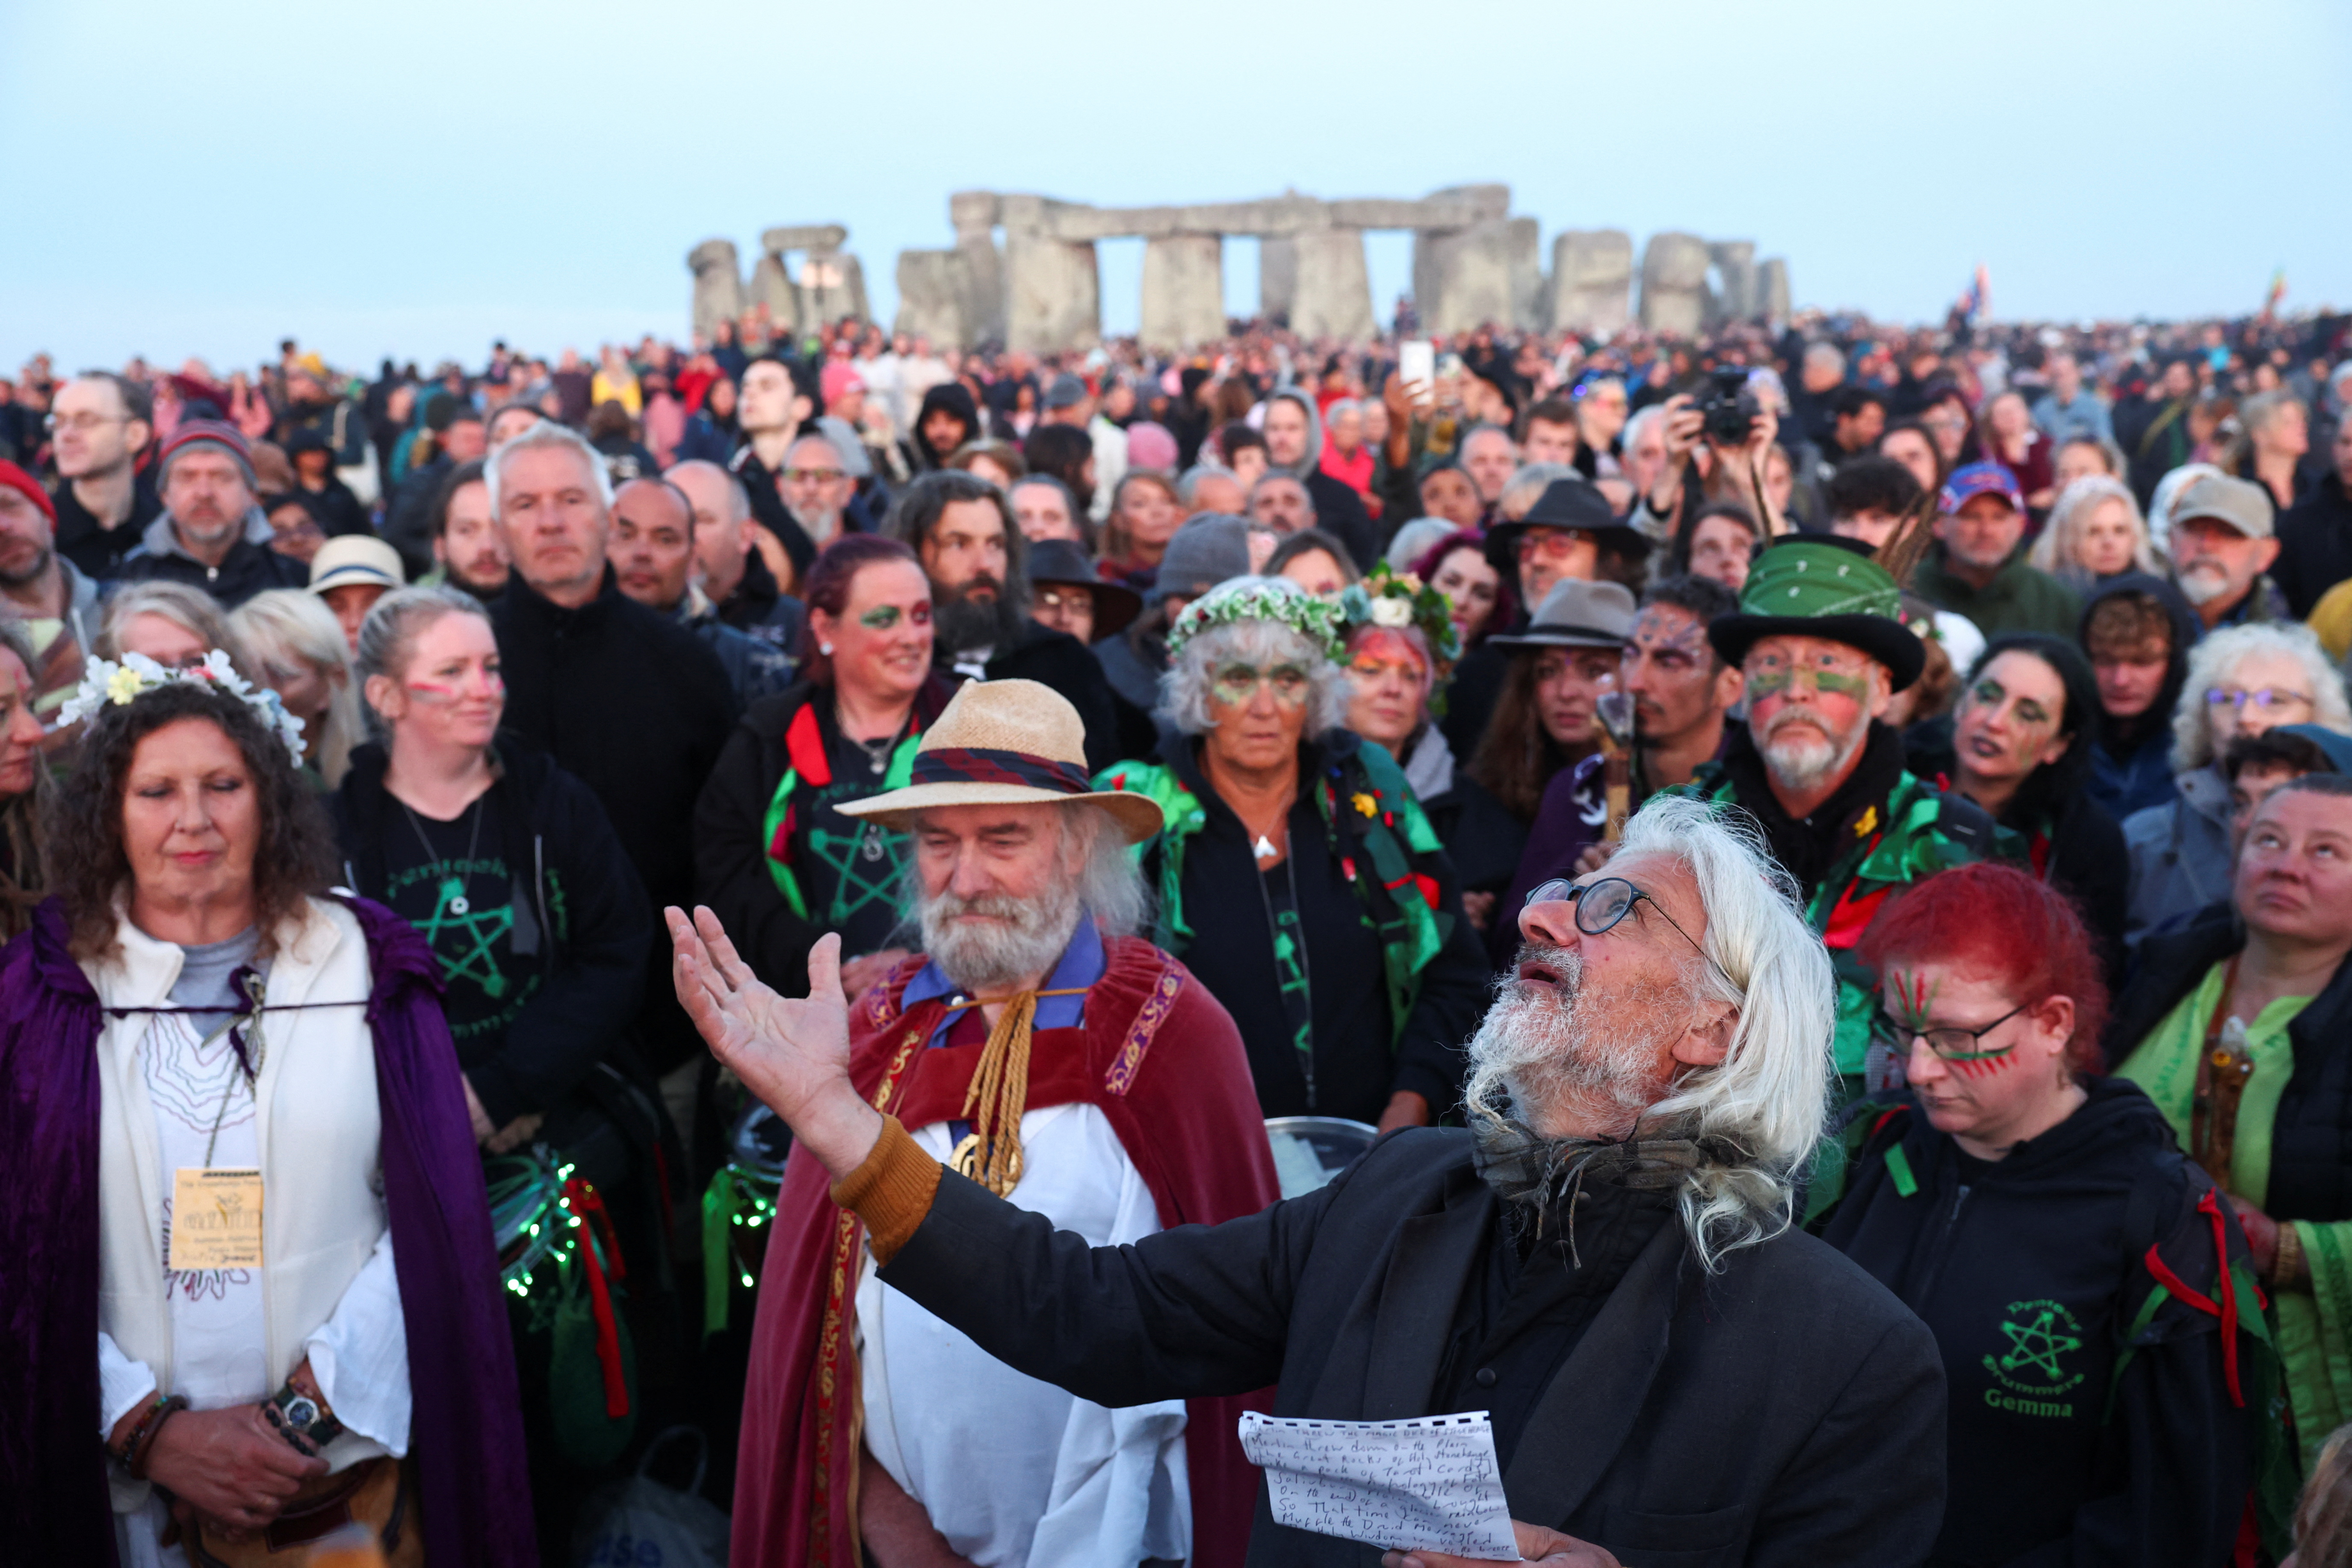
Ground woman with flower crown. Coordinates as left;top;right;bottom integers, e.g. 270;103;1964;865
0;650;532;1565
1092;575;1490;1131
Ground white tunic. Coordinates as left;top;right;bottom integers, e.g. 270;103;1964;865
90;909;411;1564
858;1102;1191;1566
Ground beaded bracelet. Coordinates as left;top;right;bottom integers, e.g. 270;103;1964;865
109;1392;168;1469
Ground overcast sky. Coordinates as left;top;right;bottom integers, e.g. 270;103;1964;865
5;0;2346;374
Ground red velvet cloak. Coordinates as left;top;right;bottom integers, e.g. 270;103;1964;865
731;934;1281;1567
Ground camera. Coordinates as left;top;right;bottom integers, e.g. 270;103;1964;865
1698;367;1761;444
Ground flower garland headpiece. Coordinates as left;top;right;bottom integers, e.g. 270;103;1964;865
1166;575;1347;662
1339;563;1462;667
56;651;308;764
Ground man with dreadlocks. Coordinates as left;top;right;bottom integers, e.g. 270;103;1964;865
1669;534;2008;1135
718;679;1279;1568
672;792;1948;1567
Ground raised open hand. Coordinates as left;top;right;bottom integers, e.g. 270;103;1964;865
668;907;882;1177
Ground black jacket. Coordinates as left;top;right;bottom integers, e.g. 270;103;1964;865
1143;727;1495;1122
881;1126;1947;1567
50;470;162;580
693;678;955;996
948;618;1122;774
382;454;455;580
713;545;806;655
2105;903;2352;1223
1304;469;1379;572
112;516;308;606
331;741;650;1128
1817;1080;2253;1568
2276;471;2352;620
490;567;739;1068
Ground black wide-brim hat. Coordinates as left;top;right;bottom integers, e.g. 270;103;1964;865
1025;537;1142;640
1483;478;1653;578
1705;535;1927;692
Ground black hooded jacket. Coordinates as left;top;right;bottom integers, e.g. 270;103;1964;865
911;382;981;470
1818;1077;2255;1568
331;741;650;1129
2077;573;2202;824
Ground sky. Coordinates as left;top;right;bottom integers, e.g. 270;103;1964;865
4;0;2347;374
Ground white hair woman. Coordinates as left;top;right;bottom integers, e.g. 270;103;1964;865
2123;620;2352;946
228;589;365;788
1092;576;1491;1133
2027;475;2163;593
96;580;243;673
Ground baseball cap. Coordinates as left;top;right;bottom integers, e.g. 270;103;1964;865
818;362;866;406
2171;473;2275;541
1938;461;2023;515
1044;373;1090;411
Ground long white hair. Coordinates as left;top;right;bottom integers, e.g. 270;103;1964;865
1611;794;1835;1269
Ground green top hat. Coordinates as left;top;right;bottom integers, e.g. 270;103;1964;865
1706;536;1926;691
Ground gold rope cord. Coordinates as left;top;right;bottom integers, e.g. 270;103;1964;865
946;985;1089;1196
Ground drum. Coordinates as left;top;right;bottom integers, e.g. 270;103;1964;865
1263;1115;1378;1201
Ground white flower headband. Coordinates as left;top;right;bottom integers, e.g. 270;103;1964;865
56;650;308;764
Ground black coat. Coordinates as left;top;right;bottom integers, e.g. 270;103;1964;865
382;454;455;580
2105;903;2352;1224
951;617;1122;774
490;567;739;1069
1304;469;1379;572
49;470;162;580
1817;1080;2252;1568
2275;471;2352;620
881;1126;1948;1567
331;741;650;1128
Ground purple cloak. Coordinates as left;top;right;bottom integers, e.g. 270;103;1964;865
0;895;538;1565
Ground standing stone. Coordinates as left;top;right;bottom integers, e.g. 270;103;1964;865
950;191;1005;345
1758;257;1791;327
1547;230;1632;336
687;239;745;340
1003;234;1101;354
799;247;869;328
1260;236;1298;322
750;252;799;334
1141;234;1225;348
1413;218;1533;334
1705;240;1758;327
1639;232;1710;336
1288;229;1374;341
895;251;969;345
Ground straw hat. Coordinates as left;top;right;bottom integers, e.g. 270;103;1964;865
835;679;1163;842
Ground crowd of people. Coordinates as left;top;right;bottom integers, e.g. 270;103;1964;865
7;292;2352;1566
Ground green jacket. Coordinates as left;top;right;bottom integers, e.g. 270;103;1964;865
1913;544;2084;641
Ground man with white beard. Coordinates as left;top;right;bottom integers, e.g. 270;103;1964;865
714;679;1282;1568
1678;537;2002;1103
671;791;1949;1568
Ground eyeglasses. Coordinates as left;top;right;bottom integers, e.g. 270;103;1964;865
1210;661;1312;707
1035;587;1093;611
45;413;126;434
783;467;846;484
1881;999;2029;1063
1522;876;1719;975
1519;530;1592;561
2205;687;2312;712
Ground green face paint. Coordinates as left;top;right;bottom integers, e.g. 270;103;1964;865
1745;667;1792;698
1809;668;1870;697
859;606;903;630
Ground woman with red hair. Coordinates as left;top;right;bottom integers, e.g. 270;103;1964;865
1816;861;2280;1568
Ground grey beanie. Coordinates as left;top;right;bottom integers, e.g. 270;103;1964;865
1151;514;1253;606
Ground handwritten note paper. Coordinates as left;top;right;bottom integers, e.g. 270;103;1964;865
1238;1410;1519;1561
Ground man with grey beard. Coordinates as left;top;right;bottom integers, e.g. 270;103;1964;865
1676;535;2001;1100
886;470;1123;771
705;679;1283;1568
673;790;1948;1568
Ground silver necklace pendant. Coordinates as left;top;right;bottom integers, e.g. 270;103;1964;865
862;826;885;862
449;894;471;915
1254;834;1279;860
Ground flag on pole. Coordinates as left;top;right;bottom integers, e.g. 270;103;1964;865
2265;268;2288;316
1958;264;1991;323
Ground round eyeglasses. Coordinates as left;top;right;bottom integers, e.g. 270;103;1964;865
1522;876;1716;972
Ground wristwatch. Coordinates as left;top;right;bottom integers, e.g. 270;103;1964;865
264;1376;346;1455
